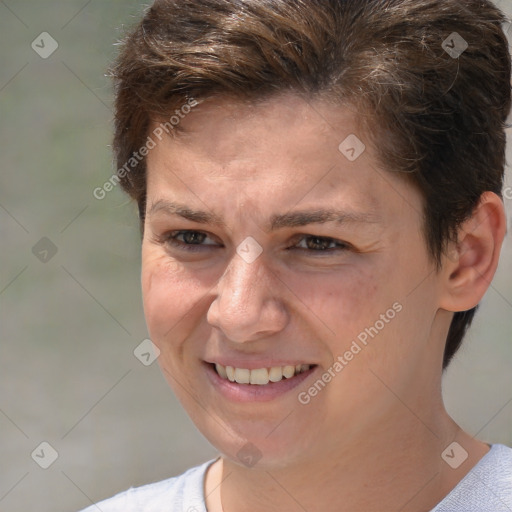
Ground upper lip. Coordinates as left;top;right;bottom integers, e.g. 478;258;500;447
205;359;316;370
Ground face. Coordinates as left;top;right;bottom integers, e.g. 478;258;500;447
141;94;445;469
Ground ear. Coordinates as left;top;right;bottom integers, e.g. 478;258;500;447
439;191;507;312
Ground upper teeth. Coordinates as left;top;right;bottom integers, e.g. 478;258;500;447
215;363;311;385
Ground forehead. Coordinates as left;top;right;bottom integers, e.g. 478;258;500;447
150;94;360;169
145;94;421;223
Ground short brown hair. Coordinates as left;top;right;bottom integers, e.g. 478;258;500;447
110;0;511;369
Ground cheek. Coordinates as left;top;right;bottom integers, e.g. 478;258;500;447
285;264;381;341
141;248;206;343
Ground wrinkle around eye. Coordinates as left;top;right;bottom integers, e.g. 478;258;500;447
293;235;351;252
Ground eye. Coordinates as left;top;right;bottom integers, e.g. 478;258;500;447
293;235;350;252
158;231;350;254
163;230;221;251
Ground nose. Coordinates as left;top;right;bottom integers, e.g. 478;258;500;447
206;251;288;343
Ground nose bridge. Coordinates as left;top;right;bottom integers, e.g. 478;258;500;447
207;249;287;341
220;252;268;317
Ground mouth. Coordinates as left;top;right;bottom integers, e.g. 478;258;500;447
204;361;318;402
212;362;313;385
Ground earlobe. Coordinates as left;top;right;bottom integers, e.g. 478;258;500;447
440;191;507;312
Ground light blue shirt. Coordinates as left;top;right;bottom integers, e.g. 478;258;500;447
79;444;512;511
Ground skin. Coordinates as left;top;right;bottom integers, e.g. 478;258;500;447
141;93;506;512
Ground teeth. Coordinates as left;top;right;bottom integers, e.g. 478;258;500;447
226;366;235;382
282;365;295;378
268;366;283;382
234;368;250;384
215;364;227;379
214;363;311;385
250;368;269;385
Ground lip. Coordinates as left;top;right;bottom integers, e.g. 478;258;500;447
204;361;317;403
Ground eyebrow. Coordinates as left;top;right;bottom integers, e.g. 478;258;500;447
148;200;380;231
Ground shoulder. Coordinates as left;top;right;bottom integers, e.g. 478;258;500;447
78;458;218;512
432;444;512;512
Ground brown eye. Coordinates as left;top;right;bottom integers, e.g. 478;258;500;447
294;235;350;252
179;231;208;245
163;230;221;251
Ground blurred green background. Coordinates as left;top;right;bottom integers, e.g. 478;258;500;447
0;1;511;511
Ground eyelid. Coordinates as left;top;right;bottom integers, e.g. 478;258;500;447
168;230;222;246
159;230;352;254
291;234;352;251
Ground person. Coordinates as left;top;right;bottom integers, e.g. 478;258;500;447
81;0;512;510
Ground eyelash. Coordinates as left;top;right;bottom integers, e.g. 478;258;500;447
160;230;351;254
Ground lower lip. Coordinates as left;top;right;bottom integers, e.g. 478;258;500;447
204;362;317;403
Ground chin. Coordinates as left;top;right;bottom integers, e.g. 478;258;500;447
194;413;318;470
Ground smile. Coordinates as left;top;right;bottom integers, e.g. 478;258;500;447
214;363;312;385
